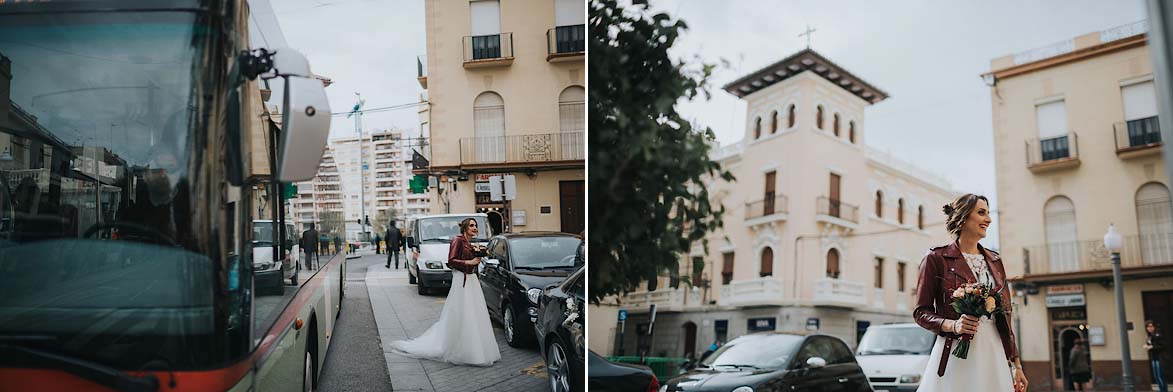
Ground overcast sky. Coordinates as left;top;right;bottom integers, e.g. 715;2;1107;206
260;0;426;142
650;0;1150;248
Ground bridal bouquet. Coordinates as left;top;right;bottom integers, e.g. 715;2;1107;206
949;283;1002;359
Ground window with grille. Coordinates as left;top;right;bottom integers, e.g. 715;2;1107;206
1136;182;1173;264
1044;196;1079;273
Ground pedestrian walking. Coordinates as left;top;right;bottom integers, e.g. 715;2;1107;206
334;236;342;256
385;221;404;269
301;223;319;270
1068;338;1091;391
1147;320;1169;392
374;232;382;254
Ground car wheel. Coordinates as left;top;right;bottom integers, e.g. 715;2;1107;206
409;271;417;284
504;304;527;348
546;339;571;392
418;281;428;295
303;348;315;392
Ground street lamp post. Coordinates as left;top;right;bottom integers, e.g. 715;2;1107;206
1104;224;1134;392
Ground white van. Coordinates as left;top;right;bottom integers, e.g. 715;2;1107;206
855;323;935;391
252;220;300;295
405;213;492;295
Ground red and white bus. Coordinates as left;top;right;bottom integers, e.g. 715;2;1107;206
0;0;344;391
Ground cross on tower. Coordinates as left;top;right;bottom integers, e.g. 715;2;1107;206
799;25;817;49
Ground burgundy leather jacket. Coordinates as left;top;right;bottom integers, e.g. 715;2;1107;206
447;235;478;286
914;241;1018;376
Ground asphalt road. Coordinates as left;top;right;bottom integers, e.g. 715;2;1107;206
317;254;394;392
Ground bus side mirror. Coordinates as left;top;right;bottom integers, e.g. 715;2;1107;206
271;48;331;182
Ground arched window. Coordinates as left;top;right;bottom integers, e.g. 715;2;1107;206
898;198;905;224
788;104;796;128
826;248;841;278
875;190;884;218
1044;196;1078;273
771;110;779;134
816;105;825;129
760;247;774;277
473;91;505;162
1136;182;1173;264
558;86;584;133
849;121;856;143
833;113;840;136
754;117;762;139
918;205;924;230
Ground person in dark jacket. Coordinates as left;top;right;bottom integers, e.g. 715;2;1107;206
334;236;342;256
301;224;319;270
374;232;382;254
1147;320;1169;392
1069;338;1091;391
385;221;404;269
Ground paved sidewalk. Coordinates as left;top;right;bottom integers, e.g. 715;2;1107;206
366;258;548;391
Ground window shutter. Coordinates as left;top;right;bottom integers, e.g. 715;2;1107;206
1035;100;1068;139
1044;196;1078;272
1122;81;1158;121
469;0;501;36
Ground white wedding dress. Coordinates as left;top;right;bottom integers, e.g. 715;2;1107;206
917;253;1014;392
389;270;501;366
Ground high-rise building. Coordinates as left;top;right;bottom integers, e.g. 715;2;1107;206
985;20;1173;391
416;0;585;235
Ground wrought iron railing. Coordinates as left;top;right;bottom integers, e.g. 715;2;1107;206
1021;233;1173;275
463;32;514;62
459;132;584;165
547;24;585;55
1114;116;1162;152
1025;132;1079;166
817;196;859;223
745;195;788;220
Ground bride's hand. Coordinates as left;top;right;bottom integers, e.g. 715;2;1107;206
469;257;481;266
1013;367;1028;391
954;314;980;335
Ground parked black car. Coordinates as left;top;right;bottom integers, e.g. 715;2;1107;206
536;265;586;392
479;232;581;347
587;350;659;392
663;332;872;392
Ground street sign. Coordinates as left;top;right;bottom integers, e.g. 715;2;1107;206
512;209;526;226
489;176;503;201
1046;284;1084;295
806;317;820;331
618;310;627;321
282;183;297;199
503;175;516;200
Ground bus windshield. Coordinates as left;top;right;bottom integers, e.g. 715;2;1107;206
0;6;239;371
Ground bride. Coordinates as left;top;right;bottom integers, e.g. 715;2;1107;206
389;218;501;366
913;194;1028;391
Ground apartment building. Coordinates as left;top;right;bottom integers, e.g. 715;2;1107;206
985;20;1173;391
599;49;956;357
416;0;585;235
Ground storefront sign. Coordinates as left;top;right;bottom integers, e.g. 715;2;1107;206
512;210;526;226
1046;293;1086;308
806;317;820;331
748;317;776;332
474;173;505;182
475;182;491;193
1046;284;1084;295
1050;308;1086;321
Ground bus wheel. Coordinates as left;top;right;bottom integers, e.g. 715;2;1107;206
303;350;315;392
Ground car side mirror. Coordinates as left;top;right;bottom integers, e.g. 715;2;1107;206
268;48;331;182
805;357;827;369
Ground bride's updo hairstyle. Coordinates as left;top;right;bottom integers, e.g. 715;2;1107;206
943;193;989;239
459;218;477;236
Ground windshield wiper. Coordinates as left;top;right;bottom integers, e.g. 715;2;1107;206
714;364;760;370
0;344;159;392
861;348;918;355
514;266;544;270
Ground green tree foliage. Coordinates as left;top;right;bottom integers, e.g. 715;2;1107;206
588;0;733;304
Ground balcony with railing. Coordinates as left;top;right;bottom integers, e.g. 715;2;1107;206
459;132;584;167
744;195;789;227
1114;116;1162;159
623;288;688;313
546;24;585;62
812;278;867;308
718;277;785;307
1026;132;1080;173
417;55;428;89
1020;233;1173;281
463;32;514;68
815;196;859;229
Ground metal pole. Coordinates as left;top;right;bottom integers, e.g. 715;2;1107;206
1111;251;1135;392
357;112;368;243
